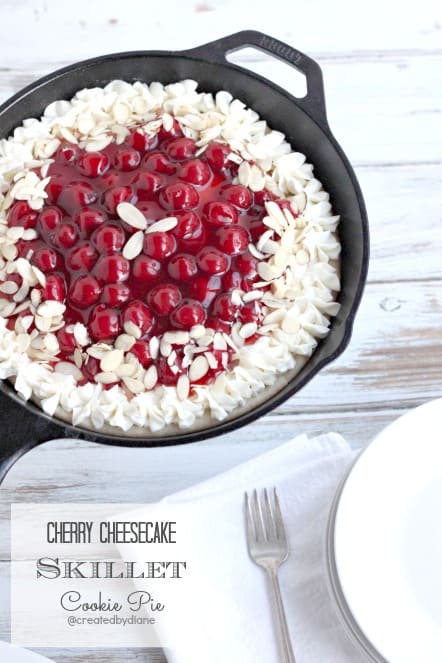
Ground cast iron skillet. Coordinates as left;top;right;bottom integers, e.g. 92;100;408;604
0;30;369;482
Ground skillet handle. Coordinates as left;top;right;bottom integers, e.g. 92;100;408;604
0;389;66;485
183;30;328;129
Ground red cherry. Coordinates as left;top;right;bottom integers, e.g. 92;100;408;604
220;184;253;209
57;327;77;353
75;207;107;234
81;356;101;383
275;198;295;213
132;171;163;199
77;151;109;178
67;243;98;271
103;185;134;213
132;255;161;281
54;223;78;248
93;224;125;254
235;252;258;278
156;356;183;386
94;255;130;283
45;177;64;204
89;305;121;341
158;119;182;141
222;270;242;291
41;274;66;302
123;301;154;335
113;147;141;172
197;247;229;275
38;206;63;233
100;171;122;189
58;181;97;213
167;254;198;280
170;299;206;329
33;247;59;272
127;129;157;152
178;159;211;186
159;182;199;211
206;317;231;334
215;225;250;255
143;232;177;260
101;283;131;306
142;152;176;175
204;201;238;226
239;301;261;324
8;201;38;228
173;212;203;239
203;142;231;172
166;137;197;161
147;283;182;316
129;340;152;368
254;189;275;207
179;225;208;253
211;293;239;321
70;275;102;307
249;220;267;242
55;143;79;163
189;275;220;305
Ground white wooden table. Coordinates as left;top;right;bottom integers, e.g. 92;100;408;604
0;0;441;660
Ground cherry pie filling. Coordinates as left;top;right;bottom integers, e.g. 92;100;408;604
5;122;294;389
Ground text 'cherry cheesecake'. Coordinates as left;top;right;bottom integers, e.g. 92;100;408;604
0;80;340;433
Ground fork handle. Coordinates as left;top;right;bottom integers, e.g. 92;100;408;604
267;567;297;663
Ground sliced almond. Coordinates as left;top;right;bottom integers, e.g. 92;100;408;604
248;243;266;260
149;336;160;360
95;371;118;385
115;363;137;378
55;362;83;381
188;355;209;382
204;351;218;369
160;337;172;357
117;202;147;230
257;262;277;282
100;348;124;372
122;230;144;260
167;349;177;367
115;333;136;352
163;330;190;345
189;324;206;340
0;281;19;295
239;322;258;339
37;300;66;318
122;376;145;394
176;374;190;400
213;332;227;351
143;364;158;390
124;320;142;339
74;348;84;368
145;217;178;234
242;290;263;303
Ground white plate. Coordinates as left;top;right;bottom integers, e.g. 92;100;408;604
0;642;54;662
333;398;442;663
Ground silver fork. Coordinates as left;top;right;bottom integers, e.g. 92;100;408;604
245;488;296;663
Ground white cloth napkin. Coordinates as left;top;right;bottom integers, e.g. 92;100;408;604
125;433;364;663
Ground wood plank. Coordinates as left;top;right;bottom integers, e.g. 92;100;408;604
1;0;441;67
0;55;441;167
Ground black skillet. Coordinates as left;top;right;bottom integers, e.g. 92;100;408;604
0;31;369;482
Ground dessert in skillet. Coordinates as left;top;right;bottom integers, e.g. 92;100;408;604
0;80;340;432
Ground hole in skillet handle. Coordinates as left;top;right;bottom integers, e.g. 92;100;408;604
182;30;329;130
0;387;68;485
